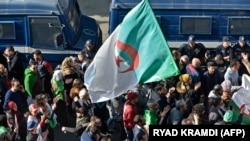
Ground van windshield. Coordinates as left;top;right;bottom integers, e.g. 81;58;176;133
29;16;61;48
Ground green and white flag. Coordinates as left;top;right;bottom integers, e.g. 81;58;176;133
84;0;180;103
230;74;250;124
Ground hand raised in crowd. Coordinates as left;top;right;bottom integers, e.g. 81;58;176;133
52;96;59;111
166;87;175;98
194;81;201;91
14;127;18;133
168;87;175;93
61;127;66;133
3;52;11;62
160;105;171;118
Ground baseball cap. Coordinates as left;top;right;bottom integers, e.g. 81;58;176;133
239;36;246;43
222;36;230;42
127;92;139;100
85;39;94;47
29;104;38;113
188;35;195;43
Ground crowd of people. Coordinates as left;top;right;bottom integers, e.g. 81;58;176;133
0;35;250;141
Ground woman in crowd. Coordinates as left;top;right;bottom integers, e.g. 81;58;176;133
26;104;48;141
5;101;26;141
36;93;58;141
51;69;68;126
61;57;80;115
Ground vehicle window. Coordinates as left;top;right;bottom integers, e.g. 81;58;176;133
180;17;212;34
228;17;250;35
60;0;70;17
29;17;61;48
0;22;15;39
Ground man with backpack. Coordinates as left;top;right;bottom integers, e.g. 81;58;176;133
33;50;54;102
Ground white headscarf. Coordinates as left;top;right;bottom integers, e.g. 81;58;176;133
52;70;63;81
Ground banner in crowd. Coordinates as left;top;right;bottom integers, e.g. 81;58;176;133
84;0;180;103
231;74;250;124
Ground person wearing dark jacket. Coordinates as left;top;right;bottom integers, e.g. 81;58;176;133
4;45;24;84
179;35;207;64
82;40;97;61
215;36;233;64
201;61;221;107
0;64;9;114
0;51;7;69
232;36;250;76
33;49;53;101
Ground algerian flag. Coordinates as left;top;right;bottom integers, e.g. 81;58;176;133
230;74;250;124
84;0;180;103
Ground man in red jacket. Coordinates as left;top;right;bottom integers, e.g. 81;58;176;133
123;91;139;141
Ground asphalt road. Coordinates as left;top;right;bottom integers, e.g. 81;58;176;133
78;0;110;42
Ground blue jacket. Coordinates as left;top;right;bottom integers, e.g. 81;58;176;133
80;131;96;141
3;89;27;113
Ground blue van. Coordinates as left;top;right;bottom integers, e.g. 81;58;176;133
0;0;102;67
109;0;250;49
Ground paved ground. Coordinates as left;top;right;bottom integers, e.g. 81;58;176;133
78;0;110;42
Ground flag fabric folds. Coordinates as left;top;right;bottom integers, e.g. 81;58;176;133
230;74;250;124
84;0;180;103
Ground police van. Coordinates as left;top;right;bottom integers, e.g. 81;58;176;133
109;0;250;50
0;0;102;67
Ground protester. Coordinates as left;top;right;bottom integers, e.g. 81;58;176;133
24;59;42;105
133;115;147;141
3;79;28;113
51;69;68;126
123;91;139;141
167;99;187;125
36;93;58;141
0;126;12;141
4;45;24;84
33;50;54;101
5;101;26;141
0;64;9;114
26;104;48;141
61;57;80;113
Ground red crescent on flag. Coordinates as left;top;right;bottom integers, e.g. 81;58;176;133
115;40;139;73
